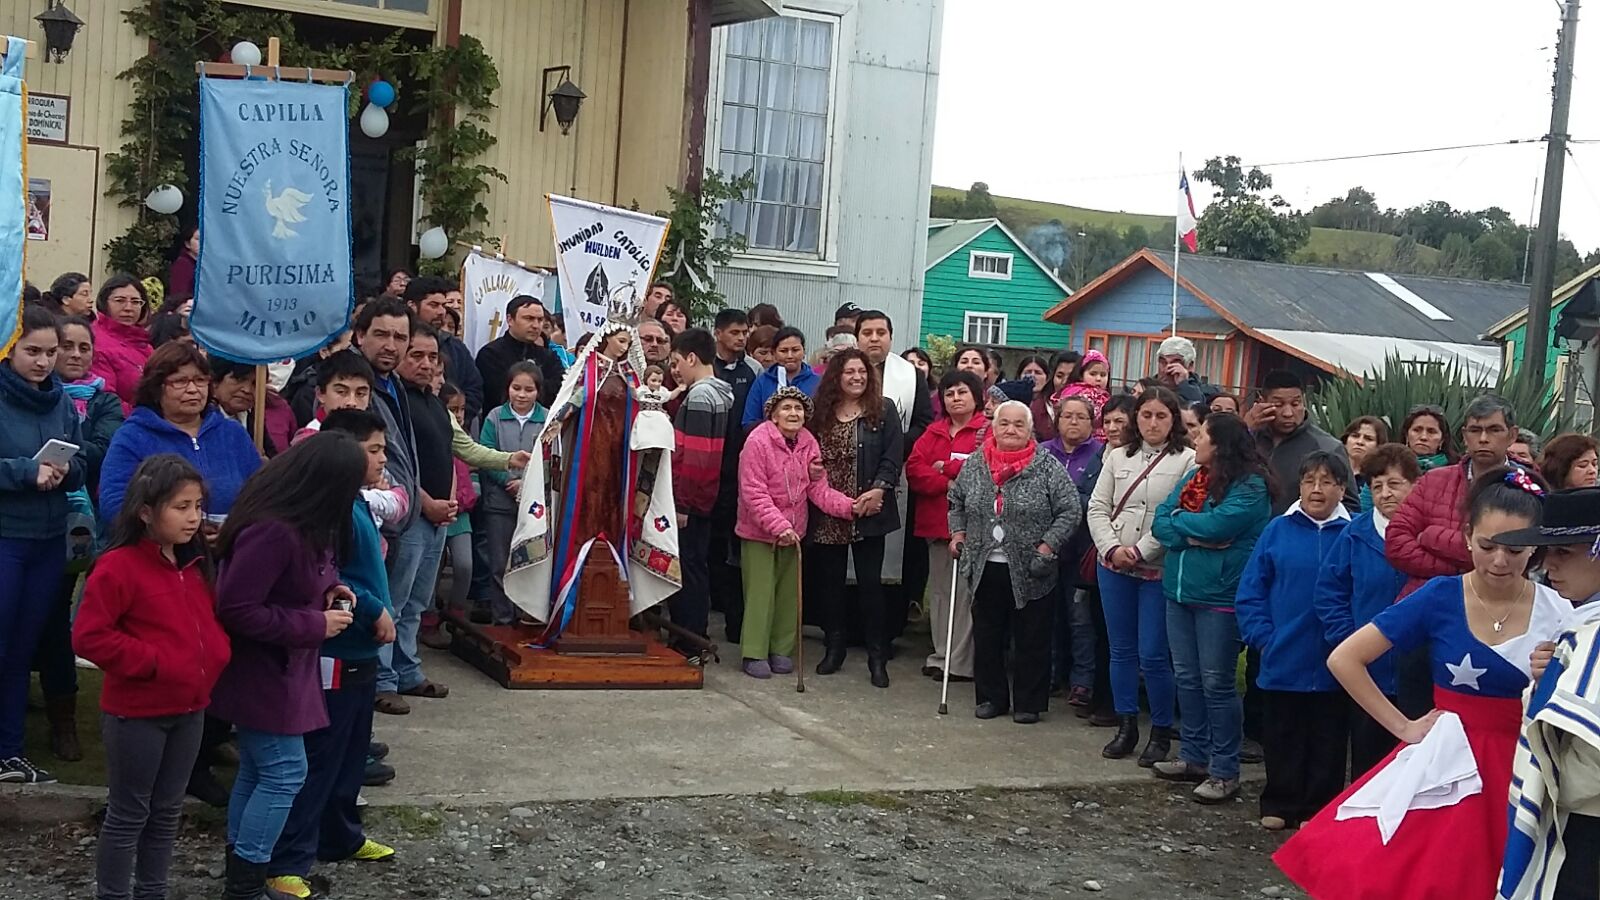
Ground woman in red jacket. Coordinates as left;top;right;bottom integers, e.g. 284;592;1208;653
906;369;988;682
73;454;230;900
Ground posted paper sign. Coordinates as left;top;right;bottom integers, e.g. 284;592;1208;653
193;77;353;363
459;250;545;355
546;194;669;345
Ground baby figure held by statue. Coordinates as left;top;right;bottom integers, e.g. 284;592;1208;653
629;364;681;452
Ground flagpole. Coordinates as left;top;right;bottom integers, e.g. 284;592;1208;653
1172;152;1182;336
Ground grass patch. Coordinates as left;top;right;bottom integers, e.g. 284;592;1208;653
370;805;445;837
25;668;109;787
802;789;908;810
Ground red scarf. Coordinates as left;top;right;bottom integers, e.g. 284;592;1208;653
1179;466;1211;513
983;432;1037;517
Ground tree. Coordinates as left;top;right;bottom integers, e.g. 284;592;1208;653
1309;187;1385;232
1439;232;1474;276
1191;156;1309;262
1471;233;1517;281
964;182;998;218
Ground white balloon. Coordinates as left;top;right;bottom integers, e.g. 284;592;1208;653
418;227;449;260
144;184;184;215
358;103;389;139
230;41;262;66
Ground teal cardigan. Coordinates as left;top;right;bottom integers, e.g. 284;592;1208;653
1151;471;1272;609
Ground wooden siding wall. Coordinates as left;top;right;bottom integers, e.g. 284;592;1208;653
613;0;688;215
919;226;1068;349
1066;267;1212;351
1499;310;1568;384
4;0;145;283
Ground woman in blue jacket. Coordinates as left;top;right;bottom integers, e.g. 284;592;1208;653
1235;450;1353;831
1150;412;1272;805
98;341;262;527
0;308;88;784
742;327;819;429
1312;443;1418;779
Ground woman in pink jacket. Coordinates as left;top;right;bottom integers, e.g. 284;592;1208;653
89;275;154;412
736;386;858;680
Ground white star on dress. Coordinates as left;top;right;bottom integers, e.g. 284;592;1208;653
1446;653;1487;691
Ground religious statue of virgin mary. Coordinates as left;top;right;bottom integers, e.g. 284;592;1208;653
501;307;681;637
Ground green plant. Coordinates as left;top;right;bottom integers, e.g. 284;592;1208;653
801;789;907;810
655;169;756;322
924;333;956;370
1310;354;1578;441
105;0;501;277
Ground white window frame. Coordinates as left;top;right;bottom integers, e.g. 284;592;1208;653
706;1;857;277
963;311;1009;346
968;250;1014;281
228;0;439;30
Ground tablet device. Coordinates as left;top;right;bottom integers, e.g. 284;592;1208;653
33;439;79;470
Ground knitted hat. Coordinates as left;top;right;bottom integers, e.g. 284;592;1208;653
996;378;1034;403
986;385;1009;407
764;385;813;420
1156;335;1196;366
141;276;165;308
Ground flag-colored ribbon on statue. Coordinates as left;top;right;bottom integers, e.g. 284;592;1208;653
546;194;669;346
459;249;545;355
0;36;28;356
193;76;354;364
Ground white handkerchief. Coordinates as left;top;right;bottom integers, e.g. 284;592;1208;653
1334;711;1480;844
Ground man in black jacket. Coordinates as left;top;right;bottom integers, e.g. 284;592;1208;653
405;276;483;422
475;296;565;412
708;308;762;643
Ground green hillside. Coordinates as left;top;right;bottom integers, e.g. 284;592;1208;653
932;186;1442;269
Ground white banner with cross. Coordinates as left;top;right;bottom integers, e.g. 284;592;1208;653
459;249;546;356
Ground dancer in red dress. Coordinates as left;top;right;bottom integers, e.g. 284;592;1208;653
1276;468;1570;900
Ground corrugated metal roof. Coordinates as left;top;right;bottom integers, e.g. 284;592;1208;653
926;219;998;270
1258;330;1503;382
1163;252;1528;344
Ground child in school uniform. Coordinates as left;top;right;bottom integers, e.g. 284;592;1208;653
478;362;548;625
1235;450;1353;830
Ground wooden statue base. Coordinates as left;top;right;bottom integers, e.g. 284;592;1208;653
443;615;703;690
441;547;700;690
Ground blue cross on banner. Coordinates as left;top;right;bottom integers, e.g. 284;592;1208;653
193;77;353;364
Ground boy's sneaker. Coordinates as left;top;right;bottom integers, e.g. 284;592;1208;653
1066;685;1092;708
1193;777;1240;805
1151;759;1208;783
0;756;56;784
355;792;369;808
266;875;312;899
368;741;389;761
348;839;396;862
363;759;396;787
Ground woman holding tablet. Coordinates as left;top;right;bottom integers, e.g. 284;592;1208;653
0;307;87;785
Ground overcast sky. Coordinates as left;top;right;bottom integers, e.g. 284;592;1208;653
931;0;1600;251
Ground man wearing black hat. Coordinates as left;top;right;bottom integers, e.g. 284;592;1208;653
833;303;862;330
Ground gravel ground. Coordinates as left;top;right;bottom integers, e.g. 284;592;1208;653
0;781;1301;900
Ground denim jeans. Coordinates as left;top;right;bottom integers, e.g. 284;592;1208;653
1052;587;1099;691
1166;600;1243;780
378;516;446;694
1097;566;1174;726
271;660;377;877
0;537;65;757
228;729;307;864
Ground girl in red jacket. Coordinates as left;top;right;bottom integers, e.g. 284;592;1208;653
73;454;230;900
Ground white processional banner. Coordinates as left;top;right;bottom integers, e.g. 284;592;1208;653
546;194;669;346
458;250;545;355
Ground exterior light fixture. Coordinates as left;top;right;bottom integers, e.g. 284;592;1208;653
541;66;585;135
36;1;84;64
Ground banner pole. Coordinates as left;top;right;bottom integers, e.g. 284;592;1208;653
244;38;286;454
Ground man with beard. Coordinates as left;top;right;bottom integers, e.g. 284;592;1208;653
405;276;483;422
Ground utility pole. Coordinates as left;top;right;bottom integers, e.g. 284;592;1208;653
1525;0;1580;388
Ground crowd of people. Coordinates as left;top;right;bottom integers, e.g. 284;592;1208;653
6;257;1600;899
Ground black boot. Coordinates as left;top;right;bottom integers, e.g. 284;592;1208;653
223;851;294;900
1138;725;1174;768
867;648;890;689
1101;715;1140;759
815;634;847;675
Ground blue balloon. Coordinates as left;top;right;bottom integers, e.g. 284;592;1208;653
368;80;396;108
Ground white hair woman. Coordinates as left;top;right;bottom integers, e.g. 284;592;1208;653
948;400;1081;724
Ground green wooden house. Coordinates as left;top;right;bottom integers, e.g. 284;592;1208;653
1486;262;1600;386
921;218;1073;350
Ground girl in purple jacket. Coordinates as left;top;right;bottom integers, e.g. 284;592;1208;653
208;433;366;900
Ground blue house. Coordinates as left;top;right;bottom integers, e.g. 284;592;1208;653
1042;248;1528;393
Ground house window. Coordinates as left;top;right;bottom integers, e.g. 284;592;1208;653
1084;330;1238;391
969;251;1013;280
964;312;1008;345
714;12;839;257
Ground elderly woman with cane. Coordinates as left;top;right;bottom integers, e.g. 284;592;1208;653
735;386;859;680
948;400;1081;724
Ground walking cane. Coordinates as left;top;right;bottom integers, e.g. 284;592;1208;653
795;542;806;693
937;551;959;715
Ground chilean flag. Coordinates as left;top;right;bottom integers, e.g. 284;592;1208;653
1177;171;1199;252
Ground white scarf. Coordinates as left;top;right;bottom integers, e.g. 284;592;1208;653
880;351;915;431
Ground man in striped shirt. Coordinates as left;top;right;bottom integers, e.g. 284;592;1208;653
667;328;734;656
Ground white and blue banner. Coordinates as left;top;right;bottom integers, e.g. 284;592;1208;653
194;77;353;364
0;37;27;355
546;194;669;346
